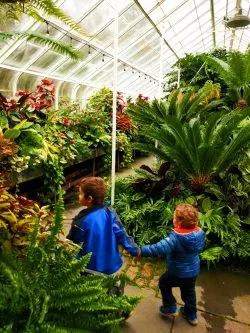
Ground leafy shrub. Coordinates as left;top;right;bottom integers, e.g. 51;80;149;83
0;190;140;333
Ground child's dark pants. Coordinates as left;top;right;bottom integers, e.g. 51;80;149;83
159;271;197;316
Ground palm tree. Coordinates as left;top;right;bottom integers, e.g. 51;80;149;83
0;0;86;60
205;51;250;109
127;83;223;125
130;108;250;190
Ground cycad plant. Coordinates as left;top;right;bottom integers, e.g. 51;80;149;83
130;108;250;190
0;0;86;60
0;189;140;333
127;82;223;124
205;51;250;108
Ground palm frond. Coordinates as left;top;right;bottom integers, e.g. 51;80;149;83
0;31;82;61
133;109;250;188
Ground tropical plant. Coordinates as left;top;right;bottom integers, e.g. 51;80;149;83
205;153;250;223
0;0;85;60
165;48;229;93
127;83;224;125
0;187;53;252
129;108;250;189
132;162;182;199
0;189;141;332
205;51;250;108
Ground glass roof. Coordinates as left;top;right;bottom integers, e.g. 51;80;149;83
0;0;250;101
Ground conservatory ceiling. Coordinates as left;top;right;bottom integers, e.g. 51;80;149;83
0;0;250;99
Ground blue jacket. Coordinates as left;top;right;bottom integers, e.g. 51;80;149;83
141;229;205;278
67;205;139;274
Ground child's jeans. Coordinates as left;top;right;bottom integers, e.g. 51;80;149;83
159;271;197;317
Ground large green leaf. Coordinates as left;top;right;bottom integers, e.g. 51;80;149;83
3;128;21;139
0;114;8;130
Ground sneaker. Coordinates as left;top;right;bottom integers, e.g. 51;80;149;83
180;306;198;326
159;305;178;318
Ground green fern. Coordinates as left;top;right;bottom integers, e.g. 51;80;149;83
0;0;86;34
0;31;82;61
0;188;141;332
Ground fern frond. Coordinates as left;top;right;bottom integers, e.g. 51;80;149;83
47;188;64;248
30;0;87;34
0;31;82;61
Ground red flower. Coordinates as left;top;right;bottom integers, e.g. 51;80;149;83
3;99;18;112
16;89;30;96
41;79;54;86
63;118;71;126
58;133;66;138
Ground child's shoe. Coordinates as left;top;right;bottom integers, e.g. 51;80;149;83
180;306;198;326
159;305;178;318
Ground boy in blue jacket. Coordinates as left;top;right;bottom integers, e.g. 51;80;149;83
138;203;205;326
67;177;139;274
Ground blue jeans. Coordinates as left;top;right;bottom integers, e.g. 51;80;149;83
159;271;197;317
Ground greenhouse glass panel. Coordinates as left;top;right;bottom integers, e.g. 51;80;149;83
70;54;112;81
119;18;152;51
3;43;40;68
29;51;63;73
76;1;114;35
59;0;98;21
167;2;195;27
75;85;87;100
160;0;188;16
0;68;15;97
138;0;158;12
118;4;144;34
95;22;115;47
16;73;42;92
52;45;92;77
59;82;75;98
120;30;158;59
149;7;165;22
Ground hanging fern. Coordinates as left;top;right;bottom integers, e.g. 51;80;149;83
0;0;86;34
0;31;82;61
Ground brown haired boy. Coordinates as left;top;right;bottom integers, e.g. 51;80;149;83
138;203;205;326
67;177;139;274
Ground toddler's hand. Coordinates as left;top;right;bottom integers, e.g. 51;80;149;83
134;248;141;264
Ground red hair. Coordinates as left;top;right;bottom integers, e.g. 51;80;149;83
79;177;106;205
174;203;198;229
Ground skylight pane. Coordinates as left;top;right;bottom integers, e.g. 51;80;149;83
138;0;158;12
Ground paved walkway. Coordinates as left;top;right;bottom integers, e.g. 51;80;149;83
122;271;250;333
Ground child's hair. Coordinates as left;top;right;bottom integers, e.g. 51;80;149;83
174;203;198;229
79;177;106;205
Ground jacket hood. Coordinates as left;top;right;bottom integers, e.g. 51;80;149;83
173;229;205;253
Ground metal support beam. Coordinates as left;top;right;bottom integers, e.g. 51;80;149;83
133;0;179;60
111;0;119;206
210;0;216;48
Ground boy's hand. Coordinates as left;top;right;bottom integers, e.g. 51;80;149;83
134;248;141;264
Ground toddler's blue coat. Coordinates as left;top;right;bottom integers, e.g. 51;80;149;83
67;205;138;274
141;229;205;278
